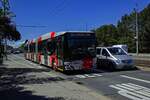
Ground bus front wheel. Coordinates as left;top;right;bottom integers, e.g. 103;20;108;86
52;59;57;71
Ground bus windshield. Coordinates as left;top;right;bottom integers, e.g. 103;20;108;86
67;33;96;60
107;47;127;55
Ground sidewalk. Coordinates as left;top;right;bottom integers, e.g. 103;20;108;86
0;59;110;100
21;81;110;100
129;53;150;61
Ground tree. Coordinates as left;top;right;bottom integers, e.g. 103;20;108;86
0;1;21;62
0;10;21;41
139;4;150;52
117;13;136;52
95;3;150;53
95;24;118;46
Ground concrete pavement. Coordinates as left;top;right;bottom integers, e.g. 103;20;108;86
0;54;110;100
1;54;150;100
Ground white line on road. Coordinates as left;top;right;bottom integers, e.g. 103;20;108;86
75;73;102;79
92;73;103;77
120;75;150;84
109;83;150;100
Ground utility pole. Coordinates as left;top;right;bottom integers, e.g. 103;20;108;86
135;3;139;55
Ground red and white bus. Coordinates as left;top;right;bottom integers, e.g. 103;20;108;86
24;31;96;72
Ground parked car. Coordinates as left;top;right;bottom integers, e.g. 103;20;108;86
96;47;135;70
13;50;23;54
7;50;12;54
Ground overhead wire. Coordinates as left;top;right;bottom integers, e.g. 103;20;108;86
14;0;69;29
16;25;47;28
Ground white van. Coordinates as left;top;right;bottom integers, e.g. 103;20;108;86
96;47;134;70
112;45;128;53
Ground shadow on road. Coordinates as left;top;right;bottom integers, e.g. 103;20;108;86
0;67;65;100
0;87;65;100
63;68;105;76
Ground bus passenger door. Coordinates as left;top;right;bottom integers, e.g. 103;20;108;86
42;47;48;66
56;36;64;69
45;48;48;66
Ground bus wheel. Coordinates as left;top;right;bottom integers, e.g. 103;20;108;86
52;59;57;71
53;66;57;71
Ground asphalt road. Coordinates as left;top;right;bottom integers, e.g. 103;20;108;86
5;54;150;100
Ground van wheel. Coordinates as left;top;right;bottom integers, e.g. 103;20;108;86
97;59;102;69
108;62;115;71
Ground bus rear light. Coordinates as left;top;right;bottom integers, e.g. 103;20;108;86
83;57;93;69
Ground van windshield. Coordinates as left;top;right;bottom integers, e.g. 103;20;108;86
107;47;127;55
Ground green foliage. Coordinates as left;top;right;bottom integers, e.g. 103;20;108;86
95;3;150;53
95;24;118;46
139;4;150;52
0;9;21;41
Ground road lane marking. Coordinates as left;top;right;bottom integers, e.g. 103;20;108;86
75;75;86;78
92;73;103;77
120;75;150;84
127;83;150;93
121;83;140;90
119;84;150;97
116;84;134;91
84;74;96;78
75;73;102;79
109;83;150;100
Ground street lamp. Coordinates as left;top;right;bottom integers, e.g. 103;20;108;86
135;3;139;55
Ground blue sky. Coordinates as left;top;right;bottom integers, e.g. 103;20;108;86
9;0;150;46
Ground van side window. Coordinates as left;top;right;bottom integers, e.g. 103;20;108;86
96;48;101;55
102;49;110;57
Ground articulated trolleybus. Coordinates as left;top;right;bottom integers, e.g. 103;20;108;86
24;31;96;72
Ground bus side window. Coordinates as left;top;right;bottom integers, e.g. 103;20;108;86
56;36;63;58
47;41;52;55
38;42;42;53
47;39;56;55
32;43;35;53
